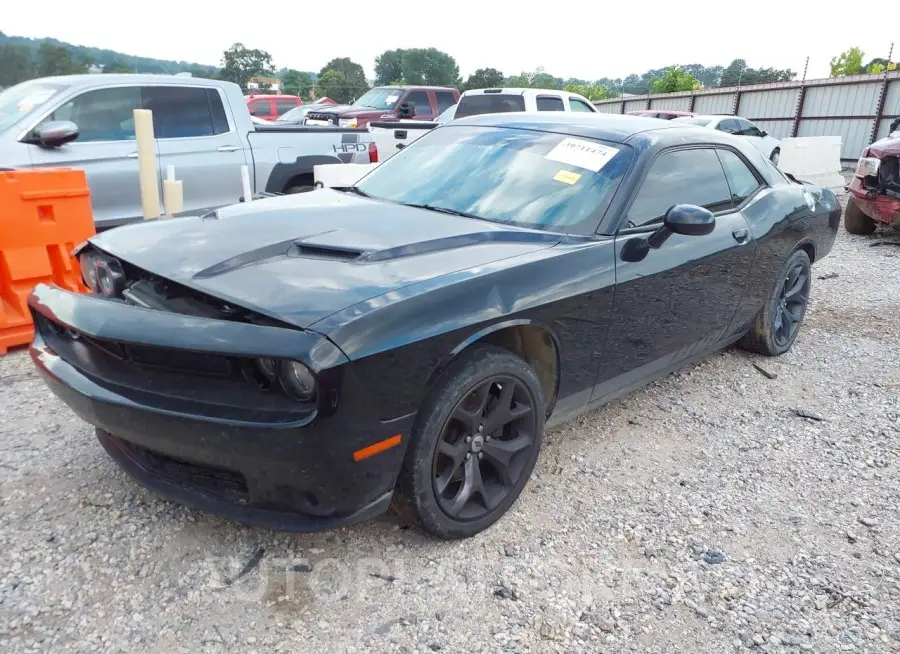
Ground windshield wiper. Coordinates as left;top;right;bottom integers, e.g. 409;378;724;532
402;203;485;221
338;186;371;198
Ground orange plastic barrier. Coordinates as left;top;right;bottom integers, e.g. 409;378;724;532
0;168;95;355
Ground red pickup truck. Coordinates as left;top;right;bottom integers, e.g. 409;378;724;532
845;127;900;234
304;85;459;128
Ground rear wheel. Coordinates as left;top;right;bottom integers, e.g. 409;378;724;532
284;175;315;194
392;346;545;539
739;249;812;357
843;198;877;235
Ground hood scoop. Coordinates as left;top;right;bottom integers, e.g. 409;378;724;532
193;236;364;279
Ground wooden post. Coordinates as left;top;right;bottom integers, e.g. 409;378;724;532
133;109;160;220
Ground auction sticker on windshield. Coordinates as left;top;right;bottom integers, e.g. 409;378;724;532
545;137;619;172
17;90;56;112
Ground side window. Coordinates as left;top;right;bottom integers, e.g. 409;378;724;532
536;95;565;111
716;149;763;205
248;99;269;116
404;91;431;115
735;118;762;136
716;118;740;134
569;98;595;112
275;99;298;115
625;149;734;226
208;89;230;134
435;91;456;114
145;87;215;138
46;87;142;142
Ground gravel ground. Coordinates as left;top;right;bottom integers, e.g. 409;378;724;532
2;183;899;654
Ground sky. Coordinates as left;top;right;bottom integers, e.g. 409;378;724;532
4;2;894;83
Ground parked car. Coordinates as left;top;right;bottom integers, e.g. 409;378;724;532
245;94;302;121
627;109;695;120
28;113;840;539
673;114;781;164
0;75;375;228
304;85;459;128
275;98;337;125
370;87;599;161
844;130;900;234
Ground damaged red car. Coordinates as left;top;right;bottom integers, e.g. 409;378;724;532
845;126;900;234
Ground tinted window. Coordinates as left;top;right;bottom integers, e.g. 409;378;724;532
275;99;299;115
734;118;762;136
208;89;230;134
717;149;762;204
675;117;713;126
356;125;633;234
146;87;215;138
716;118;740;134
536;96;565;111
569;98;595;112
47;87;142;142
626;148;733;226
455;94;526;119
248;99;270;116
405;91;431;115
435;91;456;113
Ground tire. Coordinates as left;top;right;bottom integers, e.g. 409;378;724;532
392;345;545;539
770;148;780;166
285;184;314;194
739;249;812;357
843;197;877;235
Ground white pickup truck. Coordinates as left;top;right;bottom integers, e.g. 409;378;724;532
0;74;376;228
313;87;598;188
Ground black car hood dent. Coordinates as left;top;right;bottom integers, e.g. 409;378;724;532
89;190;562;329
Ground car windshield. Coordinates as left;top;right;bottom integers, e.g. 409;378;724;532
0;81;67;133
356;125;633;233
353;88;404;110
674;116;713;126
276;106;309;122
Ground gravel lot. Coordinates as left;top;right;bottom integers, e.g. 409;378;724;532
2;185;899;654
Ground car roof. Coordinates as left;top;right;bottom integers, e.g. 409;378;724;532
446;112;767;158
30;73;233;88
462;88;572;96
371;85;457;91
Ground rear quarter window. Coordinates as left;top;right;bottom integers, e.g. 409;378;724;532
455;94;526;119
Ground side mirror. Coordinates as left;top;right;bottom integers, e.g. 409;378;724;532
647;204;715;249
759;130;768;137
26;121;79;148
397;102;415;119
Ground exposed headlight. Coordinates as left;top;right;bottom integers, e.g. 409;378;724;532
255;358;277;382
95;257;126;297
338;118;357;128
278;361;317;402
79;253;99;292
856;157;880;178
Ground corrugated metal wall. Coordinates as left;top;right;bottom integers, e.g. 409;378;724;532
594;71;900;162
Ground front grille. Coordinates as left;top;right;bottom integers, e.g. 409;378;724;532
116;436;249;498
306;112;338;124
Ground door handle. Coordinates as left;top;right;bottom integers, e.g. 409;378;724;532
217;145;240;152
127;152;139;158
732;228;751;244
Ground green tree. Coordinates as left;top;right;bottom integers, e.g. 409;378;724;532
650;67;701;93
0;43;34;86
866;57;897;74
36;43;88;77
374;49;405;86
718;59;793;87
461;67;505;91
103;59;134;73
319;57;368;102
830;47;865;77
281;69;314;99
506;67;563;89
219;42;275;90
564;82;611;101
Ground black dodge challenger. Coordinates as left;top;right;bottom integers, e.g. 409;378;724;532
28;113;841;539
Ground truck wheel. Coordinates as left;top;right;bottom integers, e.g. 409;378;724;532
285;184;314;194
843;198;877;235
284;174;315;194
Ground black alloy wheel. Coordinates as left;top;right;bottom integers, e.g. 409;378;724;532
432;375;537;521
392;345;546;539
773;259;811;348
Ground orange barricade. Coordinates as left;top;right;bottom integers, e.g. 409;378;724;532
0;168;95;355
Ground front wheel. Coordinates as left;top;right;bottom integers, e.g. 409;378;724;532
843;198;877;235
739;249;812;357
392;346;545;539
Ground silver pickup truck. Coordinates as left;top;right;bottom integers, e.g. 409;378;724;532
0;74;375;228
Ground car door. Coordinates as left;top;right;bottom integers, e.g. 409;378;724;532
146;86;248;216
275;97;300;118
568;97;596;113
536;95;565;112
715;118;740;134
27;85;153;227
402;90;434;121
248;98;271;121
434;90;457;118
591;146;758;403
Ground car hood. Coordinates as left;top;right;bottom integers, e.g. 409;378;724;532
89;191;562;329
867;133;900;158
312;104;384;118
